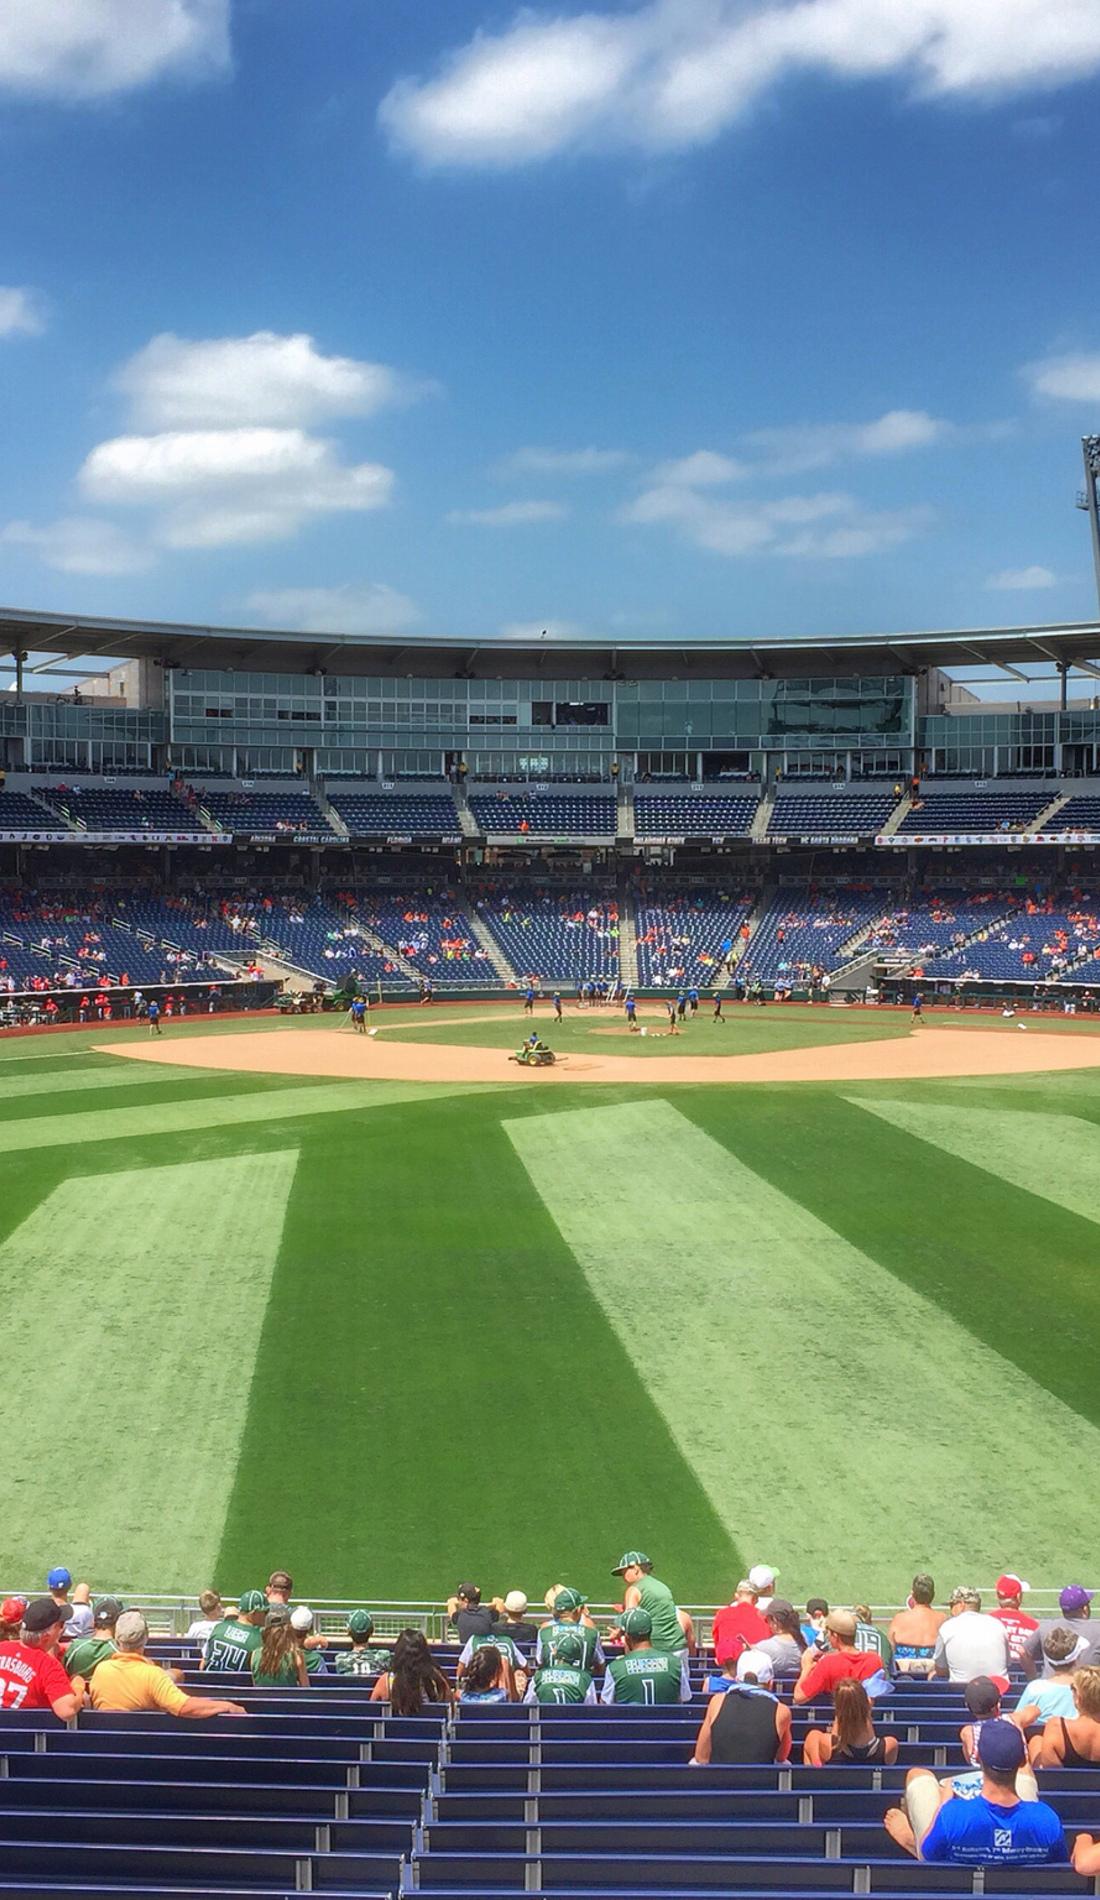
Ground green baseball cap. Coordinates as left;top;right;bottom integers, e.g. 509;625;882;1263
620;1607;653;1638
553;1630;584;1666
553;1587;587;1615
612;1550;651;1575
347;1609;374;1637
238;1589;266;1613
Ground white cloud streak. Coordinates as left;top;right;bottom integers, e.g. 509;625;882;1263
1024;352;1100;402
380;0;1100;167
745;408;948;472
115;331;432;430
498;445;632;475
447;499;567;525
0;286;46;337
244;583;422;635
0;0;230;101
621;477;928;558
986;564;1056;590
78;428;394;548
0;516;152;575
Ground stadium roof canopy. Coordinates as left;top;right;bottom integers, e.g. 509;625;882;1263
4;603;1100;683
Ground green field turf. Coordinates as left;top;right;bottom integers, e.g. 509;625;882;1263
379;999;913;1057
2;1011;1098;1611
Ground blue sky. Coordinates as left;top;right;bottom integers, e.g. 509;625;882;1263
2;0;1100;663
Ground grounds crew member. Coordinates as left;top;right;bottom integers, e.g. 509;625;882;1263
202;1589;267;1671
601;1608;692;1703
526;1629;597;1704
614;1550;688;1654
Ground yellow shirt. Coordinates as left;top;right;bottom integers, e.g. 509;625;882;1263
89;1650;190;1715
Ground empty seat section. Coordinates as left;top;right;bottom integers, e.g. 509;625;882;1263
38;785;200;831
745;886;892;982
328;791;459;835
469;792;616;837
0;790;63;831
199;787;334;835
862;888;1022;963
1045;794;1100;833
473;886;620;982
899;790;1048;834
634;794;759;837
768;791;897;838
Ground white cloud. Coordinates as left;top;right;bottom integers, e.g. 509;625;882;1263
1024;352;1100;402
0;516;152;575
115;330;432;430
0;286;46;338
380;0;1100;167
650;449;747;486
986;564;1057;590
745;409;948;472
500;618;585;640
447;499;567;526
244;583;421;635
498;445;631;476
78;427;394;548
620;479;928;558
0;0;230;101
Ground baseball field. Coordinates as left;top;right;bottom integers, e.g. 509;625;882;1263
4;999;1100;1609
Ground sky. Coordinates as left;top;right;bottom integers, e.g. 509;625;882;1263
2;0;1100;675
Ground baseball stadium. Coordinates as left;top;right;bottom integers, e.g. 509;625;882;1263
4;603;1100;1894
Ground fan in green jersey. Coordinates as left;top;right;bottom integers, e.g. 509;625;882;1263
601;1608;692;1705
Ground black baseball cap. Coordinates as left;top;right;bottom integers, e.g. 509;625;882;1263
93;1597;123;1627
22;1597;64;1634
457;1582;481;1602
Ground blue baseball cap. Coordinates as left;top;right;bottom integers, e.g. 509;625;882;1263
46;1567;71;1591
977;1719;1026;1774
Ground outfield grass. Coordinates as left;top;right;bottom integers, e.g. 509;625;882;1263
379;999;913;1056
2;1011;1098;1609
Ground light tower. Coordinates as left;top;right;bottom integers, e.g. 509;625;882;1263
1077;435;1100;611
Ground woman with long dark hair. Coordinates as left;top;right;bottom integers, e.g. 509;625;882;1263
804;1677;897;1766
758;1599;807;1678
459;1644;513;1703
251;1608;308;1688
371;1629;453;1713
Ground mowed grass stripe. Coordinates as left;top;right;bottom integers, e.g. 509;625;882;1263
852;1098;1100;1228
0;1149;298;1586
506;1098;1100;1601
216;1095;741;1599
0;1061;204;1102
0;1076;489;1152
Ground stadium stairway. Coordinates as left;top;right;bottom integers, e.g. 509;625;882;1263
750;792;774;841
719;881;775;986
462;899;519;984
617;784;635;842
1024;790;1070;836
454;783;481;839
616;893;639;989
349;923;422;985
877;796;912;838
314;781;351;839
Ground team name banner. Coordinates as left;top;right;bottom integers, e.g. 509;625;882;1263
0;828;231;845
875;831;1054;847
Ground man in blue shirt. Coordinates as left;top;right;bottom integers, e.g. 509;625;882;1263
884;1719;1066;1866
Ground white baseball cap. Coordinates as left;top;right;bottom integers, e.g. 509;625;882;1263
504;1591;528;1616
737;1648;775;1684
290;1605;314;1632
748;1564;778;1592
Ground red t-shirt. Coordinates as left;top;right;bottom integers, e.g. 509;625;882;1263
799;1648;882;1701
0;1641;71;1711
712;1601;771;1664
989;1608;1039;1660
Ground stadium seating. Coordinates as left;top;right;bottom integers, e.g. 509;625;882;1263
745;886;892;982
355;889;493;983
634;794;759;837
473;886;621;982
862;889;1022;962
926;892;1100;982
634;886;754;986
37;785;202;832
199;787;334;836
768;790;898;839
328;790;461;836
469;792;616;837
1045;795;1100;834
0;789;63;832
898;790;1050;835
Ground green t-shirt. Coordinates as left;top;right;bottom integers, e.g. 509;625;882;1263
604;1648;686;1704
304;1648;327;1676
462;1632;525;1671
531;1665;593;1705
64;1636;117;1680
335;1647;389;1677
634;1574;684;1654
203;1619;262;1671
252;1653;300;1686
536;1620;602;1670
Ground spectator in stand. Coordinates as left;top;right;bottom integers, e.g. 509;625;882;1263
64;1596;122;1685
47;1567;92;1639
536;1588;604;1671
690;1650;791;1763
601;1608;692;1704
447;1582;501;1645
613;1550;690;1654
202;1590;267;1671
757;1599;807;1678
854;1604;892;1671
794;1610;890;1703
0;1599;79;1720
525;1629;596;1704
458;1644;514;1703
1034;1666;1100;1769
888;1573;944;1677
290;1605;328;1671
989;1573;1038;1663
91;1612;245;1717
251;1607;308;1686
801;1597;830;1652
0;1597;26;1642
497;1589;539;1652
747;1564;779;1613
934;1588;1009;1684
1013;1628;1084;1737
335;1611;390;1677
958;1676;1004;1771
186;1590;224;1646
884;1720;1065;1867
1022;1584;1098;1678
371;1629;453;1711
712;1580;770;1666
804;1677;899;1767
